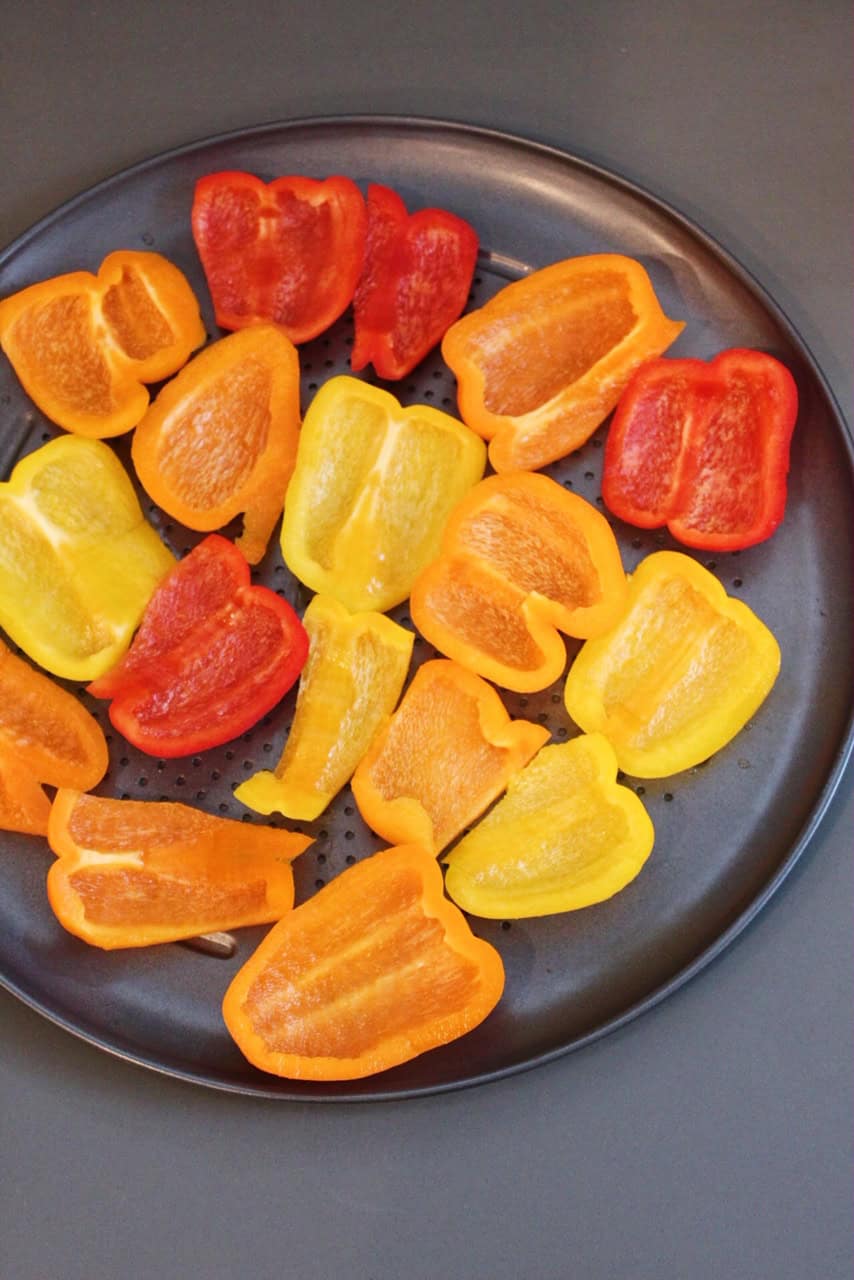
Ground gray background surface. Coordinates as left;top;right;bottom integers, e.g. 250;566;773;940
1;3;851;1277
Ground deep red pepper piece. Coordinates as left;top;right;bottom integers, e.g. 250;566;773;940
87;535;308;757
191;171;366;344
351;183;479;380
602;348;798;551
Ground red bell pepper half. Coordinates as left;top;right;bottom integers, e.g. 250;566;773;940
350;183;479;380
88;535;308;757
602;348;798;551
191;171;367;344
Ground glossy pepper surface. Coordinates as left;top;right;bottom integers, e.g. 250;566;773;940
132;325;301;564
350;183;478;380
409;472;628;693
351;659;549;856
223;844;505;1081
47;790;311;949
280;376;486;613
442;253;685;471
444;734;654;919
191;171;366;343
0;250;205;437
0;436;175;681
563;551;781;777
236;595;413;821
602;348;798;551
87;534;308;758
0;638;108;835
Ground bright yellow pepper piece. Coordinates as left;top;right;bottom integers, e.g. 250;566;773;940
0;436;175;680
564;550;781;777
280;376;486;612
235;595;414;821
443;733;654;918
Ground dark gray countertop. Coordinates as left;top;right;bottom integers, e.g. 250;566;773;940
1;3;851;1277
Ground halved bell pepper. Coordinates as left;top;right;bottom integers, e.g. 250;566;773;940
222;844;504;1080
350;183;479;380
442;253;685;471
444;734;654;919
191;171;366;343
602;348;799;551
409;472;628;693
351;659;549;856
47;789;312;949
132;325;301;564
0;436;175;681
87;534;308;758
0;250;205;437
563;550;781;777
280;376;486;613
0;637;108;835
236;595;413;821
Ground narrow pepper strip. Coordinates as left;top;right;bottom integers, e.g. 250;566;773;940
0;436;175;681
87;535;308;758
351;659;550;856
443;734;654;919
602;348;798;551
47;790;312;949
132;325;301;564
0;250;205;437
191;171;367;343
236;595;414;821
442;253;685;471
563;551;781;777
409;472;628;693
222;844;505;1081
351;183;479;380
280;376;486;613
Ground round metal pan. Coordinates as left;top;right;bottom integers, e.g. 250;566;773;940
0;116;851;1101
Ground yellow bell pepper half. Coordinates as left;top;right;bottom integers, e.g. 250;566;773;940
0;436;175;680
563;551;781;777
235;595;414;821
443;734;654;919
280;376;487;613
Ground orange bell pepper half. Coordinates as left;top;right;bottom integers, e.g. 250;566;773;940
441;253;685;471
0;250;205;437
132;325;301;564
409;473;628;693
46;789;312;949
351;659;549;856
191;171;367;343
222;844;504;1080
0;638;108;836
87;535;308;758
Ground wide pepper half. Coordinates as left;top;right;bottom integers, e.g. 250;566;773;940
0;638;108;836
47;789;312;949
0;250;205;437
350;183;479;380
441;253;685;471
236;595;414;821
191;171;367;343
563;550;781;777
444;734;654;919
280;376;486;613
223;844;504;1081
132;325;301;564
87;534;308;757
409;472;628;692
351;658;549;856
602;348;799;551
0;436;175;681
